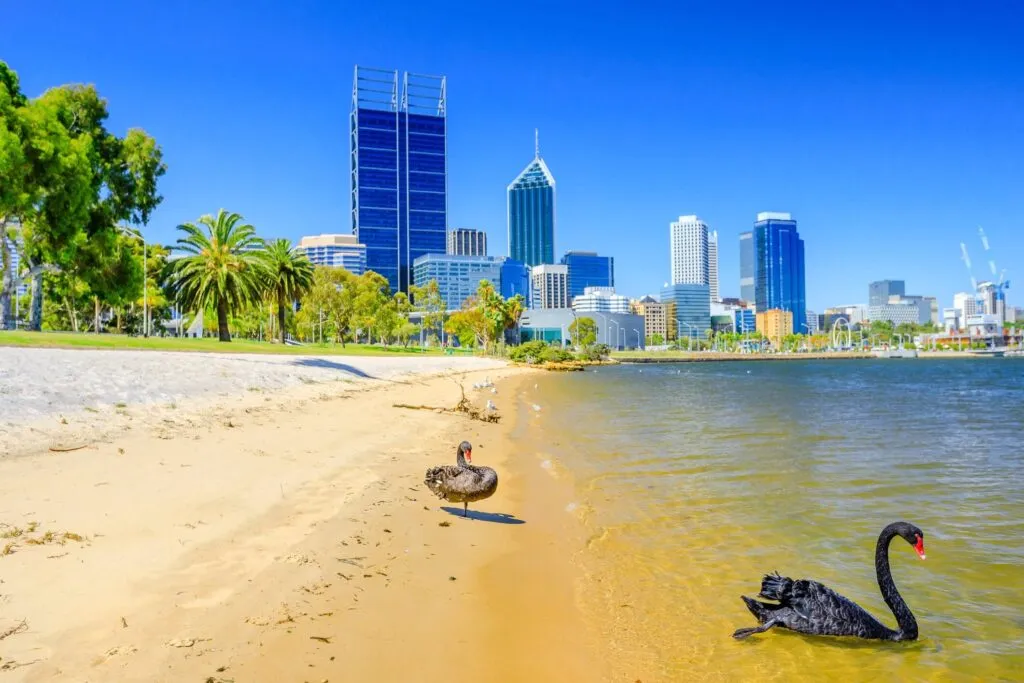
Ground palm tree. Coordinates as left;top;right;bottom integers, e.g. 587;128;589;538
167;209;265;342
262;238;314;344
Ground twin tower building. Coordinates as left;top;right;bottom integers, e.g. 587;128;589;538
350;66;608;313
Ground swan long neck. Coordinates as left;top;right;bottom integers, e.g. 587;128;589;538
456;446;468;468
875;525;918;640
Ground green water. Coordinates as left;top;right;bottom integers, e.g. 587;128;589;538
531;360;1024;682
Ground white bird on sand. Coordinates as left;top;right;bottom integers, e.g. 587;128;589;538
490;387;497;394
532;404;542;412
486;400;497;411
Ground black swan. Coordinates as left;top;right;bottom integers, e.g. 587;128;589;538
424;441;498;517
732;521;926;641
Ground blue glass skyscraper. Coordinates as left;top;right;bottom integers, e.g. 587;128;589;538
351;66;447;293
754;212;806;334
508;131;555;266
561;250;614;300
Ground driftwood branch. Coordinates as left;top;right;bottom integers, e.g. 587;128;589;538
48;444;89;453
0;619;28;641
392;381;500;423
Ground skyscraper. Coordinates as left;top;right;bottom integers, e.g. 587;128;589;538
708;230;720;302
561;250;614;300
753;212;806;334
447;228;487;257
508;131;555;267
669;216;711;302
868;280;905;307
351;66;447;293
739;231;754;303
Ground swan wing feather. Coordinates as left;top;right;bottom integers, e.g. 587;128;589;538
759;573;892;638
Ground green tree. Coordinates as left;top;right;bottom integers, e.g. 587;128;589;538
410;279;447;345
262;238;315;344
568;316;598;347
648;333;665;346
502;293;526;345
167;210;266;342
21;82;164;331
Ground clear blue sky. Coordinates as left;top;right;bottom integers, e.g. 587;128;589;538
6;1;1023;311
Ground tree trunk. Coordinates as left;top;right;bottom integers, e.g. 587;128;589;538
29;270;43;331
94;297;101;333
277;290;286;345
0;235;12;330
217;297;231;342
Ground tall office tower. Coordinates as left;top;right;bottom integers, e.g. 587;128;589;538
708;229;719;302
447;228;487;256
869;279;905;307
351;66;447;293
753;211;806;334
297;234;367;274
739;230;754;303
508;130;556;266
670;215;709;288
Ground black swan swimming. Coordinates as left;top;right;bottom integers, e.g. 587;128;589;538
424;441;498;517
732;521;926;641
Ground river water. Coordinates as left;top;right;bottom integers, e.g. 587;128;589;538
531;360;1024;682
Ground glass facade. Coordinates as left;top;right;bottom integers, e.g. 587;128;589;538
661;284;711;339
868;280;905;307
734;308;755;334
754;214;806;334
739;230;754;303
500;259;530;300
352;67;447;293
298;235;367;275
508;153;555;266
447;228;487;256
412;254;504;311
561;251;614;300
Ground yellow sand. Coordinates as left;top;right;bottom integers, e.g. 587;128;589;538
0;366;600;682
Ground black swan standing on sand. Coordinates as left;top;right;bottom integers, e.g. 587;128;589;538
732;521;926;641
424;441;498;517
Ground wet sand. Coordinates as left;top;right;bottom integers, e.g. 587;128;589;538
0;359;599;682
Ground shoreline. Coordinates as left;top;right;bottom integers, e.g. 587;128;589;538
0;351;600;681
613;350;1008;363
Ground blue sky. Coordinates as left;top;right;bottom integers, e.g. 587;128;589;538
6;1;1023;310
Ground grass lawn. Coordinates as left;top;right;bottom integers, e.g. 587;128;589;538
0;330;469;357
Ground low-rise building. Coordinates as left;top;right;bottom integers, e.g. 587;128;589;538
632;295;674;341
520;309;645;350
661;283;711;340
572;287;630;314
756;309;793;349
297;234;367;274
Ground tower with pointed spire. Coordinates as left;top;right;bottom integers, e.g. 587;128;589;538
507;130;556;266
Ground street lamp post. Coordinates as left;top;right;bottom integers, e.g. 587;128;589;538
683;322;696;351
610;319;621;350
633;328;641;349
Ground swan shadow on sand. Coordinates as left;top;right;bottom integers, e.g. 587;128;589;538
440;506;525;524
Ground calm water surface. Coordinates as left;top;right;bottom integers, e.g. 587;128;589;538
531;360;1024;682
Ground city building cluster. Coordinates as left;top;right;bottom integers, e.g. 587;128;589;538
288;65;1013;351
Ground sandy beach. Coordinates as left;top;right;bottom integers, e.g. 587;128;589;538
0;348;598;682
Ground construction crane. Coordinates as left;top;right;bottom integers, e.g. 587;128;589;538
960;241;984;318
978;227;1010;312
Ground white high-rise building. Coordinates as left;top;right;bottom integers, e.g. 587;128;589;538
953;291;978;325
708;229;719;302
669;216;710;295
530;264;569;309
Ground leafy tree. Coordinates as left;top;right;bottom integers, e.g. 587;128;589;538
167;210;266;342
21;82;163;331
410;279;447;345
262;238;314;344
648;333;664;346
444;307;484;348
568;316;598;347
503;293;526;345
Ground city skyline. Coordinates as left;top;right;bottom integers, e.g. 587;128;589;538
6;3;1023;311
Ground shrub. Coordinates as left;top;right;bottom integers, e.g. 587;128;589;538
576;343;610;361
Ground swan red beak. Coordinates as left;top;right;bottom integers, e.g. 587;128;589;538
465;450;472;463
914;536;926;560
